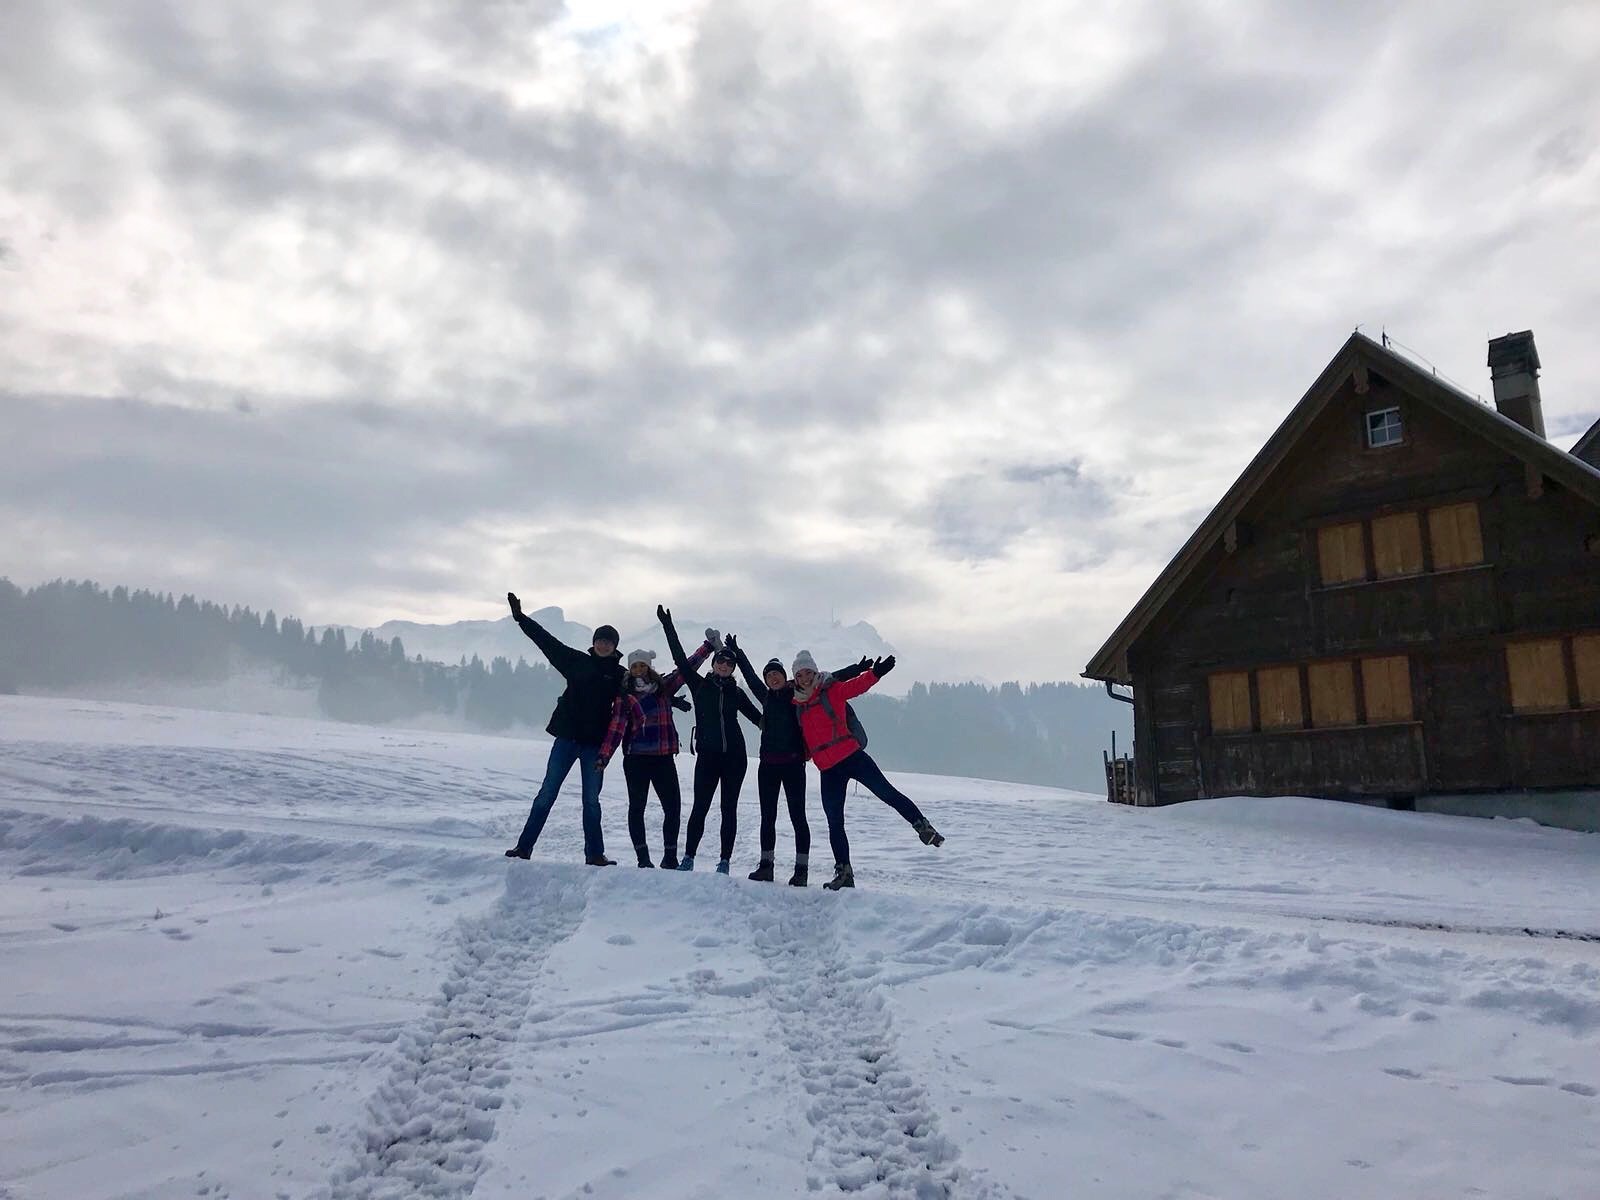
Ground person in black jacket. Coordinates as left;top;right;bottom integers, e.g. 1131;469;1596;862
659;605;761;874
727;634;870;887
503;592;627;865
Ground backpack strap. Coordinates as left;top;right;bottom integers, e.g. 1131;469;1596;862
812;687;857;755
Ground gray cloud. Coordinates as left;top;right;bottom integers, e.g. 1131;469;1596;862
3;0;1599;683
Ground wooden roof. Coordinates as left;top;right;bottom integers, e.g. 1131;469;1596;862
1572;417;1600;467
1082;332;1600;685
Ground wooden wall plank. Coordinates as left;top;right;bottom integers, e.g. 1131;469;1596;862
1372;512;1424;577
1362;655;1413;722
1506;640;1568;712
1257;666;1304;730
1428;501;1484;570
1308;661;1358;727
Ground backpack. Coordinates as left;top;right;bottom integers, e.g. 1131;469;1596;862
819;688;868;752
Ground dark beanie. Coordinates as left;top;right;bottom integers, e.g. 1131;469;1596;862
712;647;738;665
763;658;785;676
593;624;620;645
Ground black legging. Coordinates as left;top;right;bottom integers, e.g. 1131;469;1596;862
686;749;747;861
622;755;682;855
818;749;926;866
757;760;810;859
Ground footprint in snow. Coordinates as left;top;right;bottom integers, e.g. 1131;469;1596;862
1383;1067;1423;1080
268;946;302;955
1090;1028;1144;1042
51;922;79;932
1560;1082;1596;1097
1215;1041;1255;1054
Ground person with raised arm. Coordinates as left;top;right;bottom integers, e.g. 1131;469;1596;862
658;605;762;874
502;592;627;866
597;634;711;869
790;650;945;890
726;634;871;887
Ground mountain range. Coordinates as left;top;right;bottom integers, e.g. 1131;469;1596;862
341;609;902;690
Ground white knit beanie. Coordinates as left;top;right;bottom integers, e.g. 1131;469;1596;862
627;649;656;668
792;649;818;675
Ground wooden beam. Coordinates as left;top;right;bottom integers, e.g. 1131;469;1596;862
1526;462;1545;499
1224;521;1239;553
1352;363;1370;395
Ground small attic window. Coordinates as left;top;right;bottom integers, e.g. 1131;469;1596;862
1366;407;1403;448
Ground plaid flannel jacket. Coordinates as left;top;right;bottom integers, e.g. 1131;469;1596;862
599;640;710;764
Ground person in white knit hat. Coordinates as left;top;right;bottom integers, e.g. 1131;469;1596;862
790;648;944;890
596;639;711;868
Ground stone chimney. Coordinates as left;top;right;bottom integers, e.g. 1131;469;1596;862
1487;330;1544;438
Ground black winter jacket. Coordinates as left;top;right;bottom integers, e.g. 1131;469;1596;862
664;621;760;755
734;648;867;761
515;612;627;745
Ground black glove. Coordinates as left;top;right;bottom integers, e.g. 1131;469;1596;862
656;604;672;627
671;695;693;712
507;592;523;618
856;655;873;671
725;633;739;654
873;655;896;678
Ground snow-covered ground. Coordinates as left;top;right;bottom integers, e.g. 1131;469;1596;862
2;695;1597;1200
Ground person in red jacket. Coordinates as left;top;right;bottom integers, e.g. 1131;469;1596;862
790;649;944;890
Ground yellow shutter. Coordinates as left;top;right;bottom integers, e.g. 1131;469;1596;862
1362;656;1414;723
1256;666;1303;730
1428;502;1485;570
1308;661;1357;727
1574;635;1600;707
1506;640;1569;712
1317;522;1367;585
1371;513;1424;578
1209;672;1252;733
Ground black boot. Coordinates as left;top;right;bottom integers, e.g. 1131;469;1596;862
659;848;679;871
913;819;944;847
504;847;531;860
635;845;654;869
788;862;808;888
747;858;774;882
822;863;854;891
585;854;617;867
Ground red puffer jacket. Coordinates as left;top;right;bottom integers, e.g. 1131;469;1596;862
793;670;878;771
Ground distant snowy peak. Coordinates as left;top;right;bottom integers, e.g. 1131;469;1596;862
615;615;895;681
341;607;591;667
342;610;897;685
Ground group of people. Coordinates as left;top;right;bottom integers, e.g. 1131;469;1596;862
501;592;944;891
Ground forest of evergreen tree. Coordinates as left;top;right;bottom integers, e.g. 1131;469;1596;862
0;579;1130;792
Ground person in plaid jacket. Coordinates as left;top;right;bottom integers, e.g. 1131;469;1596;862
598;633;712;868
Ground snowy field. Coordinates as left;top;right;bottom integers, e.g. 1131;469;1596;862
2;695;1598;1200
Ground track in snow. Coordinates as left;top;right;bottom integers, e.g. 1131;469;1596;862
327;865;589;1199
742;888;1005;1199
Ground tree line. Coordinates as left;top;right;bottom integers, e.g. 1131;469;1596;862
0;578;1129;792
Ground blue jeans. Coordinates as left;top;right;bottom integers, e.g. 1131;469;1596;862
515;737;605;859
818;750;926;867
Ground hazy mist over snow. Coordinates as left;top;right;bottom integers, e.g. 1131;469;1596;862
3;1;1599;682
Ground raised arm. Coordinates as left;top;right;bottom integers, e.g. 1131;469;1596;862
735;685;764;727
727;634;768;702
508;592;585;676
660;638;712;696
824;659;891;705
657;605;698;681
832;654;873;684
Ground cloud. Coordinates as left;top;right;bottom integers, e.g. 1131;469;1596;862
3;0;1599;685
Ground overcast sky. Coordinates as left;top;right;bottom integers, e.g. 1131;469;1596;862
3;1;1598;684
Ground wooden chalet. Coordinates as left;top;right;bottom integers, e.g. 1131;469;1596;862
1083;330;1600;831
